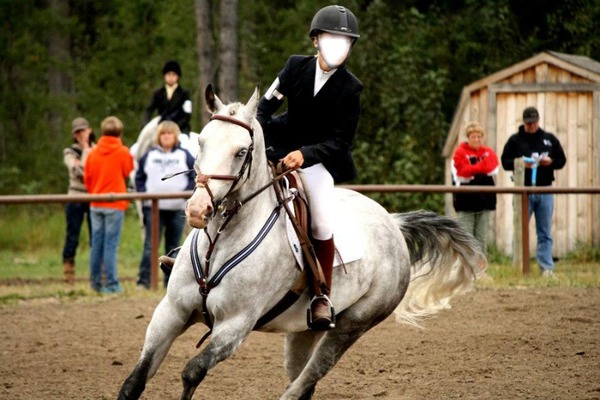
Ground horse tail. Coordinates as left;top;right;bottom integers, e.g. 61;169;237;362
391;210;486;327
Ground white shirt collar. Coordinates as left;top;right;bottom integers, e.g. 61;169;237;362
314;59;337;96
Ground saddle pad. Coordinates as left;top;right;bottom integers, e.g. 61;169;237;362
285;200;365;269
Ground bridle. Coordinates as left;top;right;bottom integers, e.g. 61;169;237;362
194;114;255;216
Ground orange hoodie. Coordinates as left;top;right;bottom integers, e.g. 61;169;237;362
84;136;134;210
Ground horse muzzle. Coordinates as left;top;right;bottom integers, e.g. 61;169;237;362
186;195;213;229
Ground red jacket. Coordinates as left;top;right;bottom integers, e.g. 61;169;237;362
452;142;499;181
452;142;499;212
84;136;134;210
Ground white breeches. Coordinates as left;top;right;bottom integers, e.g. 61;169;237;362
297;163;333;240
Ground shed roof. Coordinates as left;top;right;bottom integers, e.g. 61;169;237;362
442;51;600;156
547;51;600;76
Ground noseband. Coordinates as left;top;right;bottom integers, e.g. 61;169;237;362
195;114;255;215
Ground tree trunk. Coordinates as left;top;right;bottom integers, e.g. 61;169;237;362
47;0;71;137
194;0;217;126
218;0;238;103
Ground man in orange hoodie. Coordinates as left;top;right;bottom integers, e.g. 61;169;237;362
84;116;134;293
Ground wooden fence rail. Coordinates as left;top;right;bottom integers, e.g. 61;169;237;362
1;185;598;288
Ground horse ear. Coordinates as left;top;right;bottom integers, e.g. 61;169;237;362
244;85;261;120
205;84;224;113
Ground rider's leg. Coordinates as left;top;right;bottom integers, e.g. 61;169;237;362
298;164;335;330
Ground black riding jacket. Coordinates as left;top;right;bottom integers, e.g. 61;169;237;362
143;85;191;133
257;55;363;183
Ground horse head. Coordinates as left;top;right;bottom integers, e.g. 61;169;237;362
186;85;265;229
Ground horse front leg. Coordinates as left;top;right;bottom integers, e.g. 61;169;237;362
180;316;254;400
118;296;191;400
284;331;323;382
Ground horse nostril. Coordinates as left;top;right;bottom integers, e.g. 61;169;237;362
206;205;213;215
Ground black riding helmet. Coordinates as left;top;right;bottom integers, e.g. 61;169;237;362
162;60;182;77
309;5;360;44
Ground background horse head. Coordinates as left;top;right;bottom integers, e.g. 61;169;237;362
119;86;486;400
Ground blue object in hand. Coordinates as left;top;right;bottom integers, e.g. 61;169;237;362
522;156;538;186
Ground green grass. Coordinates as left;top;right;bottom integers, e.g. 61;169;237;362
0;203;144;280
480;243;600;288
0;204;167;304
0;204;598;304
479;261;600;288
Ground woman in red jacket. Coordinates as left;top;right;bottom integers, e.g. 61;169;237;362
452;121;499;253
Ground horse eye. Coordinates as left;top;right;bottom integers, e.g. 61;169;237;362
236;148;248;158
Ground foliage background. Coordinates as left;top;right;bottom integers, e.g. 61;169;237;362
1;0;599;212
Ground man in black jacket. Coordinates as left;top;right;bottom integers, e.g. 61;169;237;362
501;106;567;277
143;60;192;134
257;5;363;330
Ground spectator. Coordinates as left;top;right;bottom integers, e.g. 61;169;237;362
135;121;195;289
142;60;192;134
501;106;566;278
257;5;363;330
452;121;499;253
84;116;134;293
62;117;95;286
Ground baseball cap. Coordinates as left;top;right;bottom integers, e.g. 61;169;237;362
523;107;539;123
71;117;90;134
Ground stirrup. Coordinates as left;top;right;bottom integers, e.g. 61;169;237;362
307;295;335;331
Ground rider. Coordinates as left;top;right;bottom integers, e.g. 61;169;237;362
257;5;363;330
143;60;192;135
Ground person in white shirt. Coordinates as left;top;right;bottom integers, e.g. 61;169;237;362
135;121;195;288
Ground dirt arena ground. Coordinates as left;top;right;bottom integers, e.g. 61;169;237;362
1;287;599;400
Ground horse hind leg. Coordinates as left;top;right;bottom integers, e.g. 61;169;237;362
280;325;364;400
281;287;402;400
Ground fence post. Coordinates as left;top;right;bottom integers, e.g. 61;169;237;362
521;191;530;275
150;199;160;289
512;159;523;272
512;158;530;275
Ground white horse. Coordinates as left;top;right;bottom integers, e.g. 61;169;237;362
118;86;486;400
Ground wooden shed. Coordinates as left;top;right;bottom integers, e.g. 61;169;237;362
442;51;600;257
